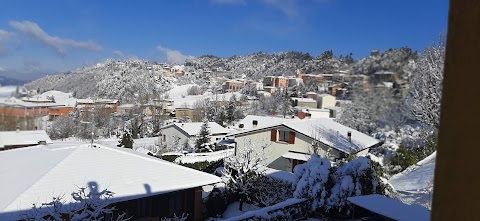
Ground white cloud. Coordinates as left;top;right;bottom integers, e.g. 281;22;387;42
9;20;102;55
112;50;126;58
263;0;300;19
0;29;14;41
0;66;6;72
156;45;194;64
211;0;246;5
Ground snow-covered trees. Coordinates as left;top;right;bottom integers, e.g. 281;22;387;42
292;155;383;217
325;157;380;215
293;154;332;211
195;118;213;152
337;89;403;134
48;116;76;140
223;141;265;211
22;187;129;221
405;35;445;130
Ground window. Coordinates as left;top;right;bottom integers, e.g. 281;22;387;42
279;130;289;142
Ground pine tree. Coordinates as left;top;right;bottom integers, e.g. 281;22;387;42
195;118;212;152
215;109;226;127
226;95;236;124
117;130;134;149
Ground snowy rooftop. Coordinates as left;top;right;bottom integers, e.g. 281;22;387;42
0;144;221;220
389;151;436;192
236;115;296;130
165;122;230;136
291;97;317;103
0;130;53;148
283;119;380;153
0;98;63;108
347;194;430;221
232;116;380;154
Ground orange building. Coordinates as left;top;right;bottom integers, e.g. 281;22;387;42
48;107;74;121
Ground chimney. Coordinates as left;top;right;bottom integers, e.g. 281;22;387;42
252;120;258;128
239;124;244;129
347;131;352;142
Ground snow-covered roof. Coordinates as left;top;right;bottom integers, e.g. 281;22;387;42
317;93;334;98
347;194;430;221
236;115;295;130
231;117;380;154
0;144;221;220
291;97;317;103
281;151;311;161
0;130;52;148
389;151;436;192
0;98;63;108
164;122;230;136
283;119;379;153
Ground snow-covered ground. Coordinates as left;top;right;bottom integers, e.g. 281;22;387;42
50;137;160;155
222;202;261;219
0;86;16;98
388;151;436;209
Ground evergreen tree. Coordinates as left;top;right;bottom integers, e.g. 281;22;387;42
215;109;226;127
117;130;134;149
226;95;236;124
195;118;212;152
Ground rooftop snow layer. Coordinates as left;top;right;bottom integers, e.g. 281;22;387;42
0;144;222;220
348;194;430;221
0;130;53;148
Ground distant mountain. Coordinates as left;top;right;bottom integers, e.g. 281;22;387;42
0;75;27;86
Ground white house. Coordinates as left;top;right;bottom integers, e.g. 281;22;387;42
0;144;221;220
160;122;230;148
316;94;336;109
0;130;52;150
229;116;381;172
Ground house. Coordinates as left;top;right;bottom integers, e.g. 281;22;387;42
294;107;331;119
160;122;230;148
0;130;52;150
0;144;221;221
175;107;197;120
372;71;398;84
291;97;317;109
263;76;288;88
288;78;303;87
47;106;75;121
263;86;277;94
222;80;245;92
316;94;336;109
228;116;381;172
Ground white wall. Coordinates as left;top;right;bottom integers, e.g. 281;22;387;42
317;95;336;109
161;125;227;149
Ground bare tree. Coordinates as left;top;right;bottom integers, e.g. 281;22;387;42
222;141;265;211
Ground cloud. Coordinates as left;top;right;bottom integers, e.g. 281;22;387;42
211;0;246;5
0;29;14;41
156;45;194;64
112;50;126;58
262;0;300;19
9;20;102;55
0;66;6;72
0;29;15;56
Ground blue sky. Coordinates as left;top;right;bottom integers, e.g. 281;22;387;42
0;0;448;80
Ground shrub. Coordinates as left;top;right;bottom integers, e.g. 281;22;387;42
203;188;228;218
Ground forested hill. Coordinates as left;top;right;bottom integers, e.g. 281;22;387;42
25;59;174;102
26;48;417;101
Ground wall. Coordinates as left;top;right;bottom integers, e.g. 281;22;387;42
317;95;336;109
161;125;191;147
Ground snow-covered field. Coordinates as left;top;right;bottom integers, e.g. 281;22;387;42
0;86;16;98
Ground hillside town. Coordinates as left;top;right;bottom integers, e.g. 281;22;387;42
0;43;442;221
